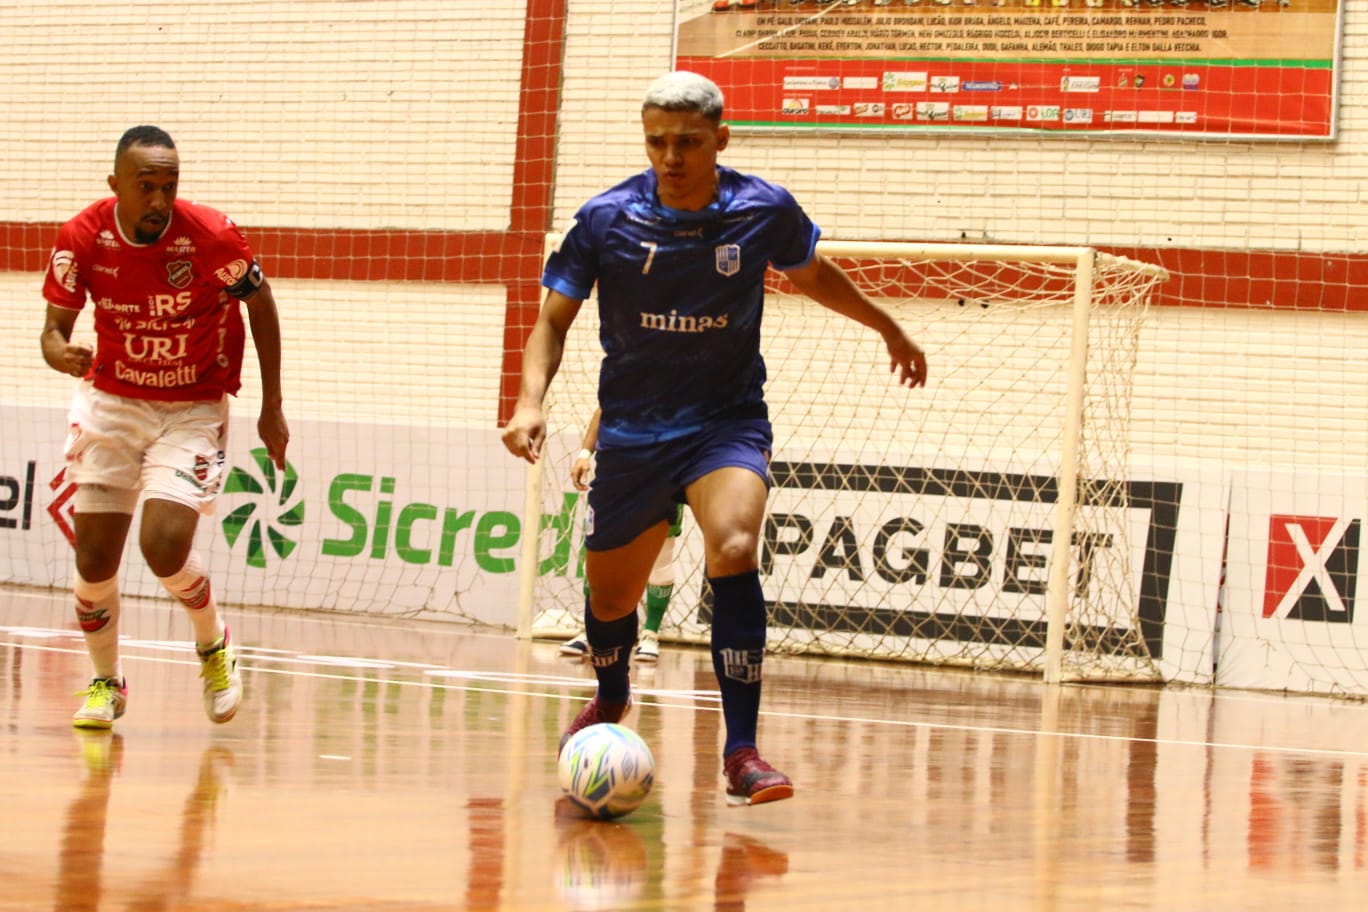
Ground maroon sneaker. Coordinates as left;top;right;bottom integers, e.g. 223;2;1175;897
558;694;631;754
724;747;794;806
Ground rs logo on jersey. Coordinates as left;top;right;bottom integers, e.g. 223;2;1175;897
714;244;740;277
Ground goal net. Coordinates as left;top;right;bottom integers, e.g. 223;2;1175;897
519;239;1171;683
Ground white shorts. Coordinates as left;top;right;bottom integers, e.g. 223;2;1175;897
64;381;229;516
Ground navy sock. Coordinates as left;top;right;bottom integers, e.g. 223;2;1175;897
708;570;767;757
586;596;636;703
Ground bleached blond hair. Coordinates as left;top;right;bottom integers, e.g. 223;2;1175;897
641;71;724;122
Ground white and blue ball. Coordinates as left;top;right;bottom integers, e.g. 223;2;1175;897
558;723;655;820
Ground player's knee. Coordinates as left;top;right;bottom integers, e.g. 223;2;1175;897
73;543;122;583
139;533;193;578
707;531;760;576
138;501;199;576
587;597;639;622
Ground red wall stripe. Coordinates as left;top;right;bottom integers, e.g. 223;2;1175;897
11;222;1364;314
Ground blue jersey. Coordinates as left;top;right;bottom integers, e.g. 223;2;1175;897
543;166;820;448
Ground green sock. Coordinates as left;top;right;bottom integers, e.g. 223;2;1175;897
644;583;673;633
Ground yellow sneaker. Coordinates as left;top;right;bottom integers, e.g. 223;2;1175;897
197;630;243;724
72;677;128;729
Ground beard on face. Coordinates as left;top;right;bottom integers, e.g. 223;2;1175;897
135;215;167;244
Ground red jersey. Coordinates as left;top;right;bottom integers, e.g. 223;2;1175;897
42;197;266;401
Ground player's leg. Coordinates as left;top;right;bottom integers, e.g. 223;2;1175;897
557;523;666;750
559;443;678;751
70;506;135;728
686;465;767;741
141;398;241;723
64;383;145;728
684;422;793;806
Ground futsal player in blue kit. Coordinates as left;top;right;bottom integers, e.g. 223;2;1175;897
502;71;926;806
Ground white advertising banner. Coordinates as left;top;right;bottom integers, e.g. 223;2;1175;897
1220;470;1368;695
530;446;1228;684
760;457;1226;683
3;403;1226;683
0;404;527;628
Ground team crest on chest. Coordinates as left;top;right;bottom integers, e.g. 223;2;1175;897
714;244;740;277
166;260;194;289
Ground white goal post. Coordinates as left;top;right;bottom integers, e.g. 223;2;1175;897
515;238;1173;683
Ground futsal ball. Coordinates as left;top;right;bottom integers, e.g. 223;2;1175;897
557;722;655;821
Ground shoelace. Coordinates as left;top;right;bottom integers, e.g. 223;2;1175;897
200;647;233;691
78;680;117;705
726;748;781;781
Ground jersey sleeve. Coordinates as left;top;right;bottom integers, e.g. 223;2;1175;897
206;214;266;300
542;205;601;301
41;221;89;311
765;185;821;272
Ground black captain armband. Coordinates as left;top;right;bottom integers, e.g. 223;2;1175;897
223;260;266;299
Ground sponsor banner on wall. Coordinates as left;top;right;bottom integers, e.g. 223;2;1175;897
676;1;1342;138
1219;469;1368;694
1;406;76;587
0;405;527;628
758;456;1224;682
534;443;1226;683
5;403;1223;681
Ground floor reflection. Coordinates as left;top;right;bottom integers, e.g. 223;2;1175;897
553;813;651;911
713;832;789;911
56;734;232;912
56;731;123;912
5;590;1368;911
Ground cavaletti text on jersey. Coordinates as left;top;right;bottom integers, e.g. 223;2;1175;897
114;361;200;387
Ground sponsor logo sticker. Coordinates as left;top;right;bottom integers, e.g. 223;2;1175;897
883;71;928;92
1262;515;1359;622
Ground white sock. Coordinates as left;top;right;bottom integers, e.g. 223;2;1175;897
158;553;225;650
74;573;122;682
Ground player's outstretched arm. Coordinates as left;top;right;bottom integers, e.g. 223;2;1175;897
244;280;290;470
40;305;93;378
785;254;927;388
502;291;584;464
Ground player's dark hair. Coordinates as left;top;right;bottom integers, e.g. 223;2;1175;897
115;125;175;163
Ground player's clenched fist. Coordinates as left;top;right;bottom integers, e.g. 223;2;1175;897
61;342;94;378
502;405;546;464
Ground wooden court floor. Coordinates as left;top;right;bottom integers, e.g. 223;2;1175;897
3;586;1367;911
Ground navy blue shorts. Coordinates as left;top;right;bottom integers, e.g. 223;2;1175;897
584;418;772;552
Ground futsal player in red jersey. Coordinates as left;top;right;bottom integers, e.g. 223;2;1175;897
40;125;289;729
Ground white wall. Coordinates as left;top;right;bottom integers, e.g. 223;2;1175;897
2;0;1363;468
0;1;523;232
